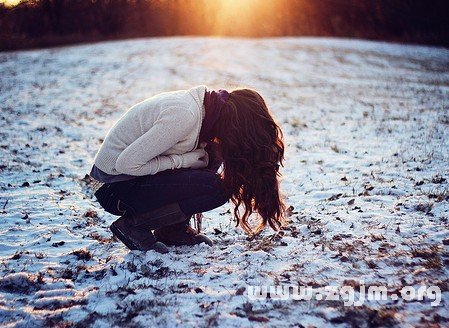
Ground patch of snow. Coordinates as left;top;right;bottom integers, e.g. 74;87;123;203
1;36;448;327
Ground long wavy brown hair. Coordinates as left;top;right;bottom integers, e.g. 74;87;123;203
213;88;287;234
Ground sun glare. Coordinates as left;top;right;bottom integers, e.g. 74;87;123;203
0;0;284;36
0;0;21;7
211;0;281;36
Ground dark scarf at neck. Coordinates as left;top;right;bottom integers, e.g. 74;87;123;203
199;88;229;143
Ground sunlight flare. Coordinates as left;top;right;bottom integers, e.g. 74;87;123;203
211;0;282;36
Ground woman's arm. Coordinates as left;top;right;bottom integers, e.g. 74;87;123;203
115;107;196;176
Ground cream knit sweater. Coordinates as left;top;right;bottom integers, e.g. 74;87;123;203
92;85;207;176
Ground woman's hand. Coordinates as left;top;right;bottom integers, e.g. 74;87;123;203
181;148;209;169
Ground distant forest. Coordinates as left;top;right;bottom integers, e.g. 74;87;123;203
1;0;448;51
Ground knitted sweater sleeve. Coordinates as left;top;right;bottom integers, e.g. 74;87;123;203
115;107;196;176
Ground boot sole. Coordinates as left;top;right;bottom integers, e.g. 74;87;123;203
156;234;213;247
195;234;213;247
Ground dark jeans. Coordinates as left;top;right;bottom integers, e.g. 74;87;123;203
94;168;232;218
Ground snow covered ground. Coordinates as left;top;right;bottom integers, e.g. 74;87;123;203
1;37;448;327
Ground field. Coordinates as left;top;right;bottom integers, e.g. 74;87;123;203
1;37;448;327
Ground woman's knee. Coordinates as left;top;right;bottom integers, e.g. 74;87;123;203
204;172;232;204
197;170;227;189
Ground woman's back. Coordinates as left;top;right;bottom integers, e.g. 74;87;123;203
93;85;206;176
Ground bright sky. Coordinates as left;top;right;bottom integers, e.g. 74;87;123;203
0;0;21;6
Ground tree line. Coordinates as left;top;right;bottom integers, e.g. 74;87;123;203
1;0;448;51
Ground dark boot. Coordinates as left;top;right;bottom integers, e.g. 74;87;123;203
153;217;213;247
110;202;188;253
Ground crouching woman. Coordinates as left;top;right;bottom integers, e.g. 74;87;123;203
89;85;286;253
